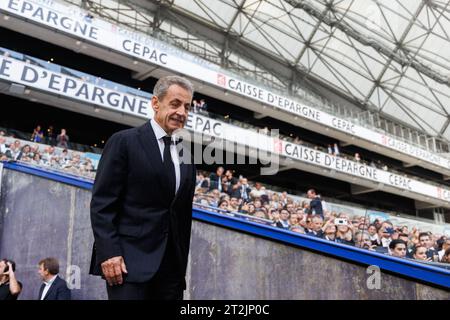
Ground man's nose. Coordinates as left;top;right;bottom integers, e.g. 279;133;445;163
175;106;187;117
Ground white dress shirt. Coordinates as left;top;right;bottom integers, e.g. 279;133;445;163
150;118;181;195
40;275;57;300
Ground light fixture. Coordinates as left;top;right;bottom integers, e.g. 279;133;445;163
4;15;9;20
94;108;100;113
133;60;138;65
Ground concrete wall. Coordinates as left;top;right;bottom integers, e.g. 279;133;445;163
0;167;449;300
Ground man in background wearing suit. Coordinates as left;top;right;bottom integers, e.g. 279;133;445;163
37;257;71;300
90;76;197;300
307;188;324;219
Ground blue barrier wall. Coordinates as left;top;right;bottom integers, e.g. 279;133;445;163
0;162;449;299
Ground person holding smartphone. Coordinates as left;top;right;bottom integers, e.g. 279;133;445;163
0;259;22;300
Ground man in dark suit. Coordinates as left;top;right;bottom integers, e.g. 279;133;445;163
89;76;197;300
209;166;224;191
37;257;71;300
307;188;324;218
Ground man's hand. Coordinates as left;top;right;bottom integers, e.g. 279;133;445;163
6;262;14;276
101;256;128;286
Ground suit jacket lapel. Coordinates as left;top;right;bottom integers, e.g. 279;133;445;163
42;276;58;300
39;283;45;300
137;121;170;197
174;163;188;200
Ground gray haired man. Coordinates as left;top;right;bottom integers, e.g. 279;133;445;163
90;75;197;300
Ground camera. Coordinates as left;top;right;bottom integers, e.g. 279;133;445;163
334;218;347;226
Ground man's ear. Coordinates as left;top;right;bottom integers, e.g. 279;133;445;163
151;95;159;113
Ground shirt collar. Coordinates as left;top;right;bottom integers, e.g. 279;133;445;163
44;275;57;285
150;118;169;141
150;118;182;143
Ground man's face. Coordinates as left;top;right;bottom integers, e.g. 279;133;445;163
151;84;192;134
289;216;299;225
420;235;432;249
312;218;323;231
392;244;407;258
241;178;247;185
414;247;428;260
230;198;238;207
280;210;289;221
325;224;336;236
355;235;370;248
307;190;315;199
38;264;48;281
0;137;5;144
217;167;224;176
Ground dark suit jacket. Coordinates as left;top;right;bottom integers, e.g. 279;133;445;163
209;173;222;191
38;276;71;300
89;121;196;284
309;197;324;217
229;185;251;200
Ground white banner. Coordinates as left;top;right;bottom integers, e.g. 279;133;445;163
0;56;152;118
1;0;449;171
277;140;450;202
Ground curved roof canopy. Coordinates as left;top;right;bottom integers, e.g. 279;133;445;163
78;0;450;142
167;0;450;140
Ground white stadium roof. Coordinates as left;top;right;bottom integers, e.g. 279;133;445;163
74;0;450;142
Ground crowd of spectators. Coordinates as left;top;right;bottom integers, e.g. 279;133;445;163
2;122;450;265
0;129;95;179
193;166;450;265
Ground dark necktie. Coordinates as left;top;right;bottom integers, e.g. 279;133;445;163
162;136;176;199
